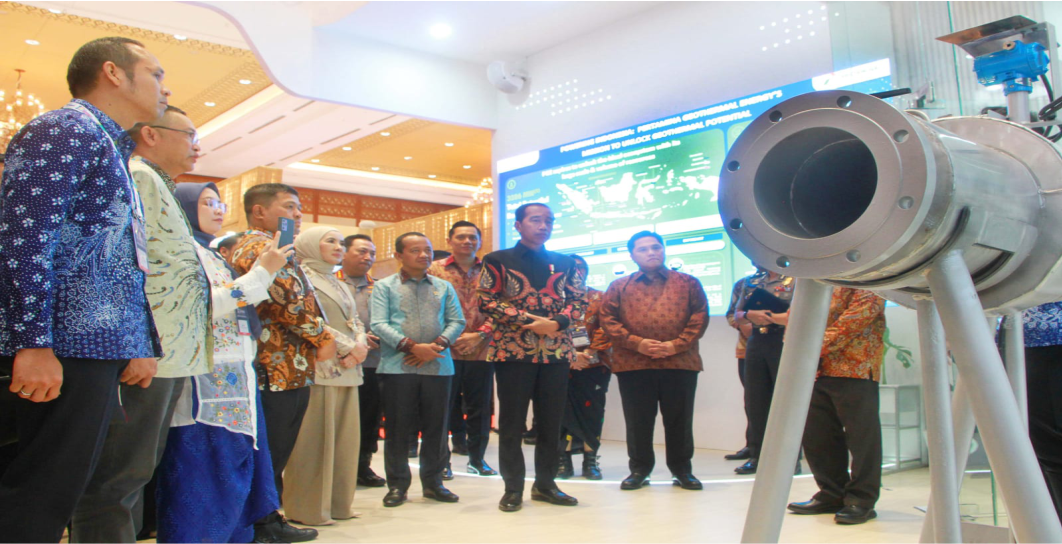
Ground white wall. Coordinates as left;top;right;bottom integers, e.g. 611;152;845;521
490;1;839;452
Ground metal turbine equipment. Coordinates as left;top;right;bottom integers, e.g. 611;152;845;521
718;16;1062;544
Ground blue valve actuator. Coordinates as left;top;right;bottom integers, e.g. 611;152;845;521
974;40;1050;95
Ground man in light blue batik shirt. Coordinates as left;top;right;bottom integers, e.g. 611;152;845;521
371;232;465;508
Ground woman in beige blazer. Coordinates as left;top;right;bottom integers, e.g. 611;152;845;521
283;227;369;525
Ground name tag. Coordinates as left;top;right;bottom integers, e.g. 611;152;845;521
237;318;252;337
131;218;150;273
571;327;590;348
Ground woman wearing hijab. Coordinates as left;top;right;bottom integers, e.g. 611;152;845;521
155;182;294;543
283;226;370;526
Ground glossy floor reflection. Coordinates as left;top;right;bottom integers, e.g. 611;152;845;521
302;439;933;543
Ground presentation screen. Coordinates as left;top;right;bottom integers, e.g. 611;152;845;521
497;59;894;314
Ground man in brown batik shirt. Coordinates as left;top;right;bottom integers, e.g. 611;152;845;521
599;230;709;492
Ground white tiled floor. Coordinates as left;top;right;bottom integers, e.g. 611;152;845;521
303;439;937;543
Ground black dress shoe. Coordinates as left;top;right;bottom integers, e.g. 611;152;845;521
382;488;407;507
834;504;877;524
451;442;469;456
530;486;578;506
357;467;387;487
442;464;454;481
725;447;752;460
467;460;498;476
787;497;845;515
621;472;650;490
423;485;460;503
672;474;703;490
499;491;522;512
734;459;758;475
253;514;319;543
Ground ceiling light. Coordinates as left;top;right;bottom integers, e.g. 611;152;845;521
48;8;62;14
174;34;188;41
238;79;252;85
310;159;320;163
380;131;390;136
463;165;471;169
428;174;437;179
444;142;454;147
342;146;352;151
429;23;452;39
404;156;412;160
25;40;39;46
371;166;380;171
204;101;216;107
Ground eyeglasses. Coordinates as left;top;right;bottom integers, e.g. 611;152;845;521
150;125;199;145
204;198;228;213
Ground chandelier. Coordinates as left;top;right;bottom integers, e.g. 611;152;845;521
466;177;493;207
1;69;47;154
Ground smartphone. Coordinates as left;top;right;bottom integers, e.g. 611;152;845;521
277;217;295;250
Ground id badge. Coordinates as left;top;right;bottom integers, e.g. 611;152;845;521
571;327;590;348
131;218;150;273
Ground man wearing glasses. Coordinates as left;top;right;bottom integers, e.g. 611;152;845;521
70;105;209;541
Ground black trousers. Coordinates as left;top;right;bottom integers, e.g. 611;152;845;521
495;362;569;493
802;376;882;508
616;369;698;476
738;357;751;447
358;367;383;458
745;333;784;458
381;373;452;491
448;359;495;464
0;356;127;543
259;386;311;499
1026;345;1062;521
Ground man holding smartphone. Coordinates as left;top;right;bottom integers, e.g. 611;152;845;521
230;183;335;543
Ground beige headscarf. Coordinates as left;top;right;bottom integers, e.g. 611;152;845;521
295;227;368;376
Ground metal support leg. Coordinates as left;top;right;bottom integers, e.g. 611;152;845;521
920;374;977;542
915;299;963;543
925;251;1062;543
741;279;834;544
1001;312;1028;428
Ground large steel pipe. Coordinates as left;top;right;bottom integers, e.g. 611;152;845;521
719;90;1062;313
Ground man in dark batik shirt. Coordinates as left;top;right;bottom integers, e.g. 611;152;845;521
478;202;587;513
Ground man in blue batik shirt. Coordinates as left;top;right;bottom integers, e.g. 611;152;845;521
1023;301;1062;523
0;37;169;542
371;232;465;509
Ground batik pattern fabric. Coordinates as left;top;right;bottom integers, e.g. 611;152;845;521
576;287;612;368
725;278;752;359
231;230;333;391
369;271;465;376
184;243;274;440
428;256;492;360
1023;301;1062;347
477;243;587;364
599;269;709;373
156;391;278;544
818;287;887;381
130;157;211;377
0;99;159;359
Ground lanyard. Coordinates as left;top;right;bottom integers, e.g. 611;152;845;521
62;101;145;223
